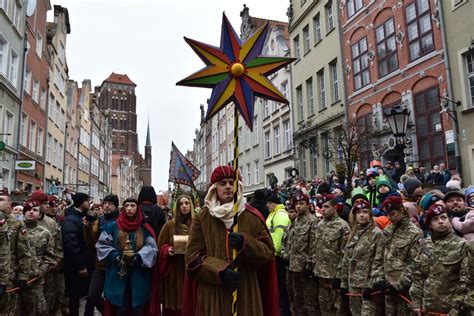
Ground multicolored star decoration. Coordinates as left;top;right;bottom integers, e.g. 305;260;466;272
176;13;295;130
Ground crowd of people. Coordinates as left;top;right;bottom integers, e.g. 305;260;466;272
0;161;473;316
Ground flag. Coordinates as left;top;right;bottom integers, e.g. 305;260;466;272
168;142;200;187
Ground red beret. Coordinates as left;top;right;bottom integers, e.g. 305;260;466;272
48;195;58;207
292;193;309;204
381;195;403;213
0;188;9;196
23;200;40;213
210;166;241;185
425;203;448;225
352;200;371;214
31;190;48;204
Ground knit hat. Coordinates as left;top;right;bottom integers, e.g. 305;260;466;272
366;167;378;179
443;189;465;203
446;180;461;191
351;200;371;214
403;178;422;196
31;190;48;204
376;175;391;190
123;197;139;206
381;195;403;213
210;165;241;185
254;189;266;201
370;160;382;168
466;186;474;207
425;203;448;226
138;186;157;205
72;193;90;208
103;194;119;208
351;187;369;204
266;194;280;204
419;192;443;211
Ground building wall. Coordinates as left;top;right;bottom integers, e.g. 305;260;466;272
0;0;26;191
441;0;474;184
289;0;346;180
64;79;79;194
339;0;452;172
77;80;91;194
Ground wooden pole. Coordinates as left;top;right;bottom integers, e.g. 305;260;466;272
231;106;239;316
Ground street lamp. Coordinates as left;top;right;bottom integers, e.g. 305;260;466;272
384;105;410;145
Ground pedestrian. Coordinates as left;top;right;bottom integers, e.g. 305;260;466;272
288;192;319;316
439;163;451;185
157;194;194;315
409;203;469;314
402;177;423;203
250;189;269;220
444;189;468;237
340;200;382;315
138;186;166;238
426;165;444;186
62;193;95;316
97;197;158;315
19;200;56;316
183;165;279;316
265;193;291;316
364;168;379;208
281;202;297;315
311;195;350;315
84;194;120;315
371;196;423;315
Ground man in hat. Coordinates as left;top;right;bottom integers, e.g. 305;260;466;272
288;192;320;315
371;196;423;315
409;203;469;314
138;186;165;238
311;194;350;315
402;177;423;203
61;193;94;316
184;165;278;316
444;190;468;237
280;202;297;314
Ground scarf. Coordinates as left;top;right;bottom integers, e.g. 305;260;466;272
205;181;245;229
116;207;143;232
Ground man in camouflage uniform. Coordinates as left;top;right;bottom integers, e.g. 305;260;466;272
287;193;319;316
0;192;33;316
311;195;350;315
281;203;297;314
465;240;474;313
407;203;469;315
20;200;56;316
371;196;423;315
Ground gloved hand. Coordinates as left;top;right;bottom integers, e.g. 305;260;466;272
229;233;244;251
331;278;341;290
340;288;348;299
374;280;387;292
362;288;372;300
303;268;313;280
131;254;143;268
17;280;28;292
0;284;6;297
219;269;240;289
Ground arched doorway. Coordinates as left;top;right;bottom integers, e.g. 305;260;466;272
384;146;406;172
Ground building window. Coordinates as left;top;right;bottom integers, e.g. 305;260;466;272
296;85;304;121
376;18;398;77
35;31;43;57
313;14;322;43
352;37;370;90
347;0;363;18
37;128;43;156
293;35;300;60
264;100;270;118
306;77;315;115
322;133;330;174
318;69;326;110
326;1;335;32
246;164;251;186
29;121;36;152
406;0;434;61
284;120;292;151
264;131;271;159
357;114;374;168
253;115;259;145
58;144;63;170
0;38;6;75
32;79;40;104
254;160;259;184
467;52;474;107
24;69;31;94
8;50;18;87
330;60;340;102
20;113;27;146
414;86;445;170
40;89;46;110
281;81;288;98
303;25;311;54
246;126;251;150
274;125;281;155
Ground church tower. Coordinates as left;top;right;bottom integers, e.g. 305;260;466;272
145;119;152;169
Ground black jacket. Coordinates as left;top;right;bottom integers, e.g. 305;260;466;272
250;199;269;220
141;203;165;238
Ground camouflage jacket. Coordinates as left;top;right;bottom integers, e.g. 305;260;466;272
0;211;9;285
340;223;382;289
371;216;422;286
24;221;56;280
5;214;33;284
311;214;350;279
465;240;474;310
409;232;469;313
280;222;293;263
288;212;318;273
39;215;64;262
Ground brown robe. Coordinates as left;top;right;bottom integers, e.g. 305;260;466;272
157;220;187;310
185;207;275;316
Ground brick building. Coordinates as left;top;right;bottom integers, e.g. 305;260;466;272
339;0;453;171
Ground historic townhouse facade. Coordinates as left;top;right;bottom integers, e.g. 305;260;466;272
339;0;452;171
64;79;79;193
77;80;92;194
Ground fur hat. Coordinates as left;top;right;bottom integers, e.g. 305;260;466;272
210;166;241;185
138;186;157;205
72;193;90;208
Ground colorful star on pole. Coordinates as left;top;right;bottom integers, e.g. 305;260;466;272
176;13;295;130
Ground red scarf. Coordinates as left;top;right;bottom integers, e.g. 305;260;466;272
116;207;143;232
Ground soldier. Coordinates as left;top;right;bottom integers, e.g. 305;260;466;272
408;203;469;314
19;200;56;316
0;192;33;316
288;193;319;316
281;202;297;314
311;195;350;315
0;193;11;313
465;240;474;312
371;195;423;315
340;200;382;315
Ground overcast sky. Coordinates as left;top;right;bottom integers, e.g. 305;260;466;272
51;0;289;190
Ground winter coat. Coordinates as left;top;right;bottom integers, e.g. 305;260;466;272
250;199;269;220
266;204;290;256
61;207;94;296
452;210;474;241
141;203;166;238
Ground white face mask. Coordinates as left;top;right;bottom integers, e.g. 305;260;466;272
15;214;24;221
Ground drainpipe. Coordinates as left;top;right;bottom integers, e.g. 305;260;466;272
438;1;462;177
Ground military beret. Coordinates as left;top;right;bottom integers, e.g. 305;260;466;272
23;200;40;213
31;190;48;204
425;203;448;225
381;195;403;213
351;200;372;214
292;193;309;204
